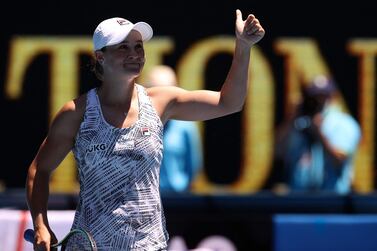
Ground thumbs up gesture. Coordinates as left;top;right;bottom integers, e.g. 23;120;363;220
235;9;265;46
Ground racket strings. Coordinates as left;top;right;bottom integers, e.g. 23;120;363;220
63;233;97;251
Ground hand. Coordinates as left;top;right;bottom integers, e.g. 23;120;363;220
34;227;58;251
307;113;323;137
311;113;323;130
235;9;265;46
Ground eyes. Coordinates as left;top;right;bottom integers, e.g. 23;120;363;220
117;43;144;52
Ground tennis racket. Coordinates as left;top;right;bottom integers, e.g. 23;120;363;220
24;228;98;251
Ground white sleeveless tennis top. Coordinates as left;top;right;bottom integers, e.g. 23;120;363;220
71;85;168;250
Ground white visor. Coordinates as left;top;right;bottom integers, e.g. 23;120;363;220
93;17;153;51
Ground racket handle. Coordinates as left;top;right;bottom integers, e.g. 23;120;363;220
24;229;35;243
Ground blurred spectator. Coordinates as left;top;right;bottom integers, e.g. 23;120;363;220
273;75;361;194
146;65;203;193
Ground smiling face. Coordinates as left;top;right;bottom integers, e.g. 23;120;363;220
95;30;145;79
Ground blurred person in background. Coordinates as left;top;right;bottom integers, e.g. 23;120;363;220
273;75;361;194
146;65;203;193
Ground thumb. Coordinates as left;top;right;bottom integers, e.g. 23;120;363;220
236;9;243;21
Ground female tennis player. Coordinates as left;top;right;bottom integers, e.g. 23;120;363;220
26;9;265;251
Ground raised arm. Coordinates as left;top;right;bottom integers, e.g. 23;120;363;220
149;10;265;123
26;96;85;251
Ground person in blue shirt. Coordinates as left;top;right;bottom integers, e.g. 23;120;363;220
274;75;361;194
146;65;203;193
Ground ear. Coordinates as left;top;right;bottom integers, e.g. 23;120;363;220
95;50;105;64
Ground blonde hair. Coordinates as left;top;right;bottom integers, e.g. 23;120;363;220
146;65;177;88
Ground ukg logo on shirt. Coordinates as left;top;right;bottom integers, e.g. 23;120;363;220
86;143;107;153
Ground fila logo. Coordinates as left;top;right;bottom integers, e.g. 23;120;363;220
117;19;130;25
86;143;107;153
141;127;151;136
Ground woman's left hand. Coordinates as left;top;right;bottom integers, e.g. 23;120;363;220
235;9;265;46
